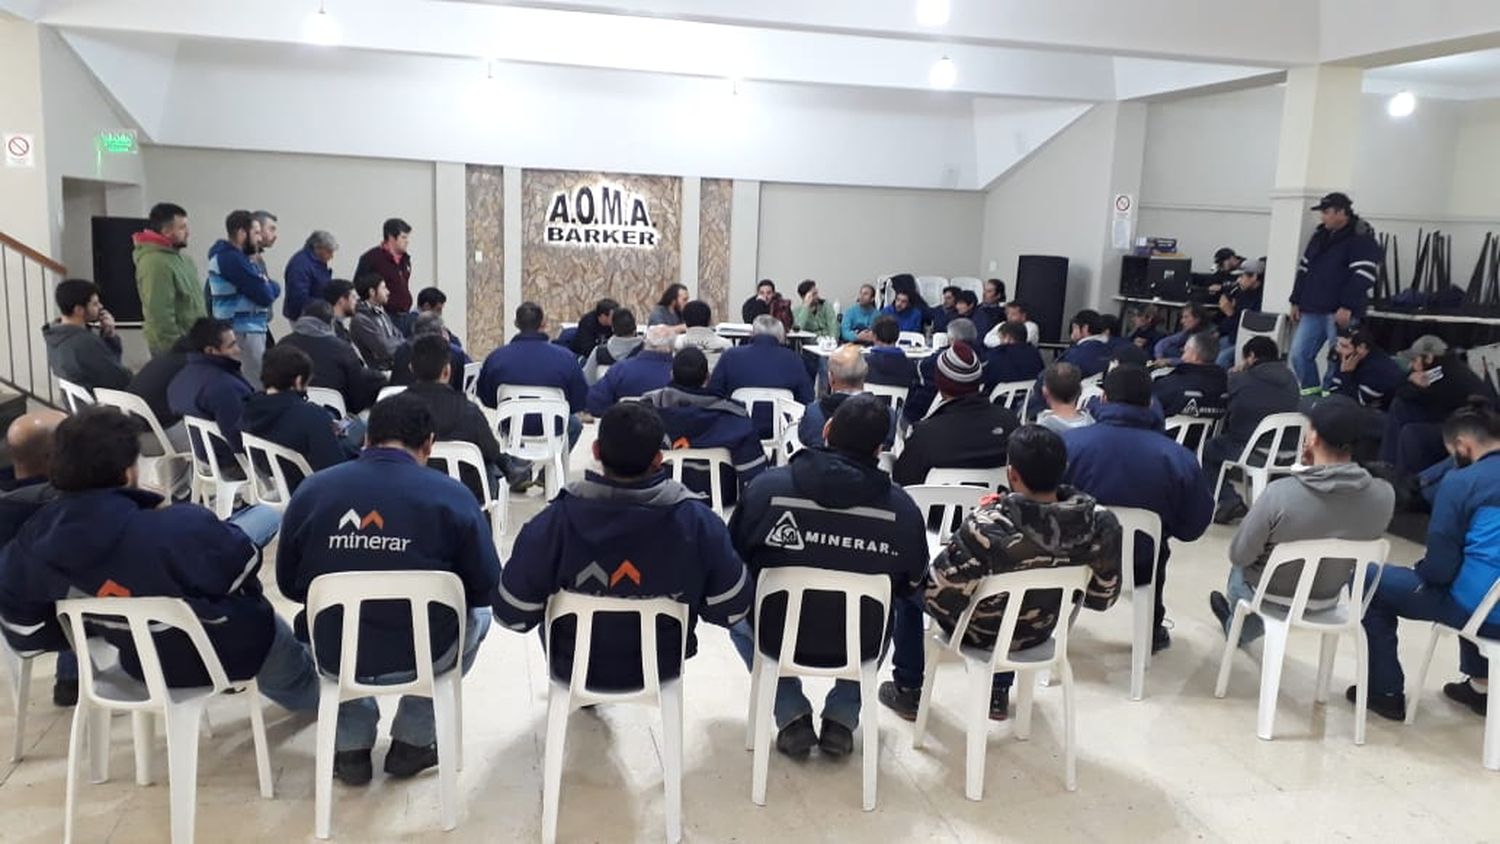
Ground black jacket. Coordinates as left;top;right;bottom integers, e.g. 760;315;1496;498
893;393;1018;486
568;312;610;357
865;347;918;389
1395;354;1494;415
240;391;354;490
1221;360;1301;446
128;338;192;428
389;339;466;392
728;447;927;663
404;381;506;501
278;316;386;414
1152;362;1229;419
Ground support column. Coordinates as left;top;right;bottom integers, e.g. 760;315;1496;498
1091;102;1147;316
1263;65;1364;311
0;16;50;251
502;166;523;342
433;161;468;340
728;179;760;315
679;177;701;297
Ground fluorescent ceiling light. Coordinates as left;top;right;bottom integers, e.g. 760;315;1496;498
1387;91;1416;118
916;0;951;27
303;2;342;47
929;56;957;90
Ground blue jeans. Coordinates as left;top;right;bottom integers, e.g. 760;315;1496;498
340;418;367;454
1216;336;1237;369
255;615;322;711
335;608;492;751
1289;312;1338;389
1380;397;1449;475
228;504;282;547
890;593;1013;694
729;620;862;729
1362;566;1499;697
1222;567;1265;644
567;414;583;450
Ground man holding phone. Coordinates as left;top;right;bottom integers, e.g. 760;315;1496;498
1381;336;1495;475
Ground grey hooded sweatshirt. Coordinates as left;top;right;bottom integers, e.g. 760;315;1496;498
41;322;131;390
1229;462;1395;608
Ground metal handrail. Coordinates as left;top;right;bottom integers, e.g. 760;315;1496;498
1;232;68;410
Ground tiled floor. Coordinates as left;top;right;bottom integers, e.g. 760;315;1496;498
2;436;1495;843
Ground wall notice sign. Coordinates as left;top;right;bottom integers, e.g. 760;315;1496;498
545;182;659;248
1114;194;1133;215
1111;193;1135;249
4;133;35;168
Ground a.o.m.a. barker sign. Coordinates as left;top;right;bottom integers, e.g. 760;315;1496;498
545;183;659;248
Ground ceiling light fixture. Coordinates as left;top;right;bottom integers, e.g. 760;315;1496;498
929;56;957;90
916;0;951;27
1387;90;1417;118
303;1;343;47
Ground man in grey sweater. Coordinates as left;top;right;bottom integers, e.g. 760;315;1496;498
1210;399;1395;644
42;279;132;391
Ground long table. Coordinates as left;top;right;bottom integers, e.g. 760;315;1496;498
1363;308;1500;351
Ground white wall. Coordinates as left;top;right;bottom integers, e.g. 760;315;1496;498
755;183;985;309
140;147;439;337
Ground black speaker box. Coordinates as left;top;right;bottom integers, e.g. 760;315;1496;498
1015;255;1069;344
92;216;150;323
1120;255;1151;297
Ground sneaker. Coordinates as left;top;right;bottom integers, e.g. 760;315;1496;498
1213;499;1248;525
1346;685;1406;722
1152;625;1172;654
989;687;1010;722
877;681;921;722
818;719;854;757
383;740;439;778
503;458;535;492
1208;591;1232;634
1443;679;1489;717
334;749;373;786
775;714;817;758
52;676;77;708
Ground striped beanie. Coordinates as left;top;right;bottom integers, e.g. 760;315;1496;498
935;341;984;396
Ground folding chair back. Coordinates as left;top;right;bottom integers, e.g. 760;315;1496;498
241;433;314;512
662;447;733;518
304;387;348;421
57;378;95;415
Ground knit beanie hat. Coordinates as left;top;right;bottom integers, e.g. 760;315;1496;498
935;341;984;397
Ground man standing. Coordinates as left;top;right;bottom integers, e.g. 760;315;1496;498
134;202;203;357
840;284;879;344
42;279;131;391
729;396;927;756
1288;192;1383;390
207;210;281;386
282;230;338;322
252;211;279;257
355;218;414;317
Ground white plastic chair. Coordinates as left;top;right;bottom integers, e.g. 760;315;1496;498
1076;378;1104;411
1213;412;1309;507
376;385;407;402
930;332;950;351
915;276;947;307
903;484;985;561
865;383;910;421
493;395;570;500
730;387;796;464
3;638;38;762
1106;507;1161;701
897;331;927;349
542;592;688;844
182;417;248;520
57;377;95;415
745;567;891;811
925;466;1009;492
662;447;734;519
1235;311;1289;368
1163;415;1217;464
1404;578;1500;770
94;388;192;498
306;571;468;839
950;276;984;297
241;433;314;513
57;597;273;844
779;420;804;464
429;441;509;553
462;362;481;401
305;387;348;421
912;566;1092;799
989;379;1033;418
1213;538;1390;743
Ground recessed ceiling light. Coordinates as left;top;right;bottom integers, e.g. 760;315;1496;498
1387;91;1417;118
302;1;342;47
916;0;951;27
929;56;957;90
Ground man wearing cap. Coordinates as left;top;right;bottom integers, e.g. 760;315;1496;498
892;342;1018;486
1382;335;1495;476
1288;192;1383;390
1327;328;1403;413
1209;400;1395;645
1215;258;1266;367
1206;248;1244;293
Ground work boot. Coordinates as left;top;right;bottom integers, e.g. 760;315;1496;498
775;714;817;758
384;740;439;778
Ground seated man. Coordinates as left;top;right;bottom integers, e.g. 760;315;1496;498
1327;327;1403;412
905;318;979;424
583;307;644;384
893;343;1019;486
971;279;1005;340
983;321;1045;389
241;345;357;491
1022;310;1111;419
496;402;750;694
1381;335;1495;476
403;334;532;495
881;425;1123;721
478;301;588;448
729;396;927;756
707;315;814;439
1206;336;1302;523
983;300;1039;348
279;298;387;416
390;312;467;392
586;325;675;415
350;274;404;370
1062;365;1214;651
1152;332;1229;419
568;298;617;358
676;300;732;355
1036;362;1094;433
167;317;254;465
798;345;896;450
1357;401;1500;721
276;395;500;784
1152;304;1213;368
643;348;767;504
128;335;194;451
742;278;778;324
1129;305;1166;351
840;284;879;344
877;290;925;334
43;278;131;391
865;315;919;390
1215;258;1265;367
792;279;839;339
1210;400;1395;645
0;407;315;713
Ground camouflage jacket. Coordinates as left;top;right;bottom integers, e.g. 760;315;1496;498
924;487;1122;652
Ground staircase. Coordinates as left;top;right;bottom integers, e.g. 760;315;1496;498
0;231;66;410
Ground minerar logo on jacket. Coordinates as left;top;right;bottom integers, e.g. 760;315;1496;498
763;509;896;556
328;509;411;552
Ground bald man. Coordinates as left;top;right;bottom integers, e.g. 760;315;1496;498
797;345;897;450
0;409;77;705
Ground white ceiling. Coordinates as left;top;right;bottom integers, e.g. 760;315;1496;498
1366;48;1500;100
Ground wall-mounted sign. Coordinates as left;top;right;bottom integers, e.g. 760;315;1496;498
4;133;35;168
545;183;658;248
98;130;138;155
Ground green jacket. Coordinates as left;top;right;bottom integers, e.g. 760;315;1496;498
133;235;203;354
793;301;839;339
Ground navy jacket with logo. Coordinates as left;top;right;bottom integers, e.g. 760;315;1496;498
0;487;276;685
497;471;751;691
586;350;673;416
167;352;255;457
1151;362;1229;419
1291;216;1383;316
1327;351;1404;411
477;332;588;412
705;335;814;437
276;448;501;677
728;447;927;663
643;385;768;504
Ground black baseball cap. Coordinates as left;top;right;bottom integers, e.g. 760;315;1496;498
1213;247;1240;264
1306;399;1364;451
1311;192;1353;211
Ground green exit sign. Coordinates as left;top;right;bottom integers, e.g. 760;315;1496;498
98;131;138;154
